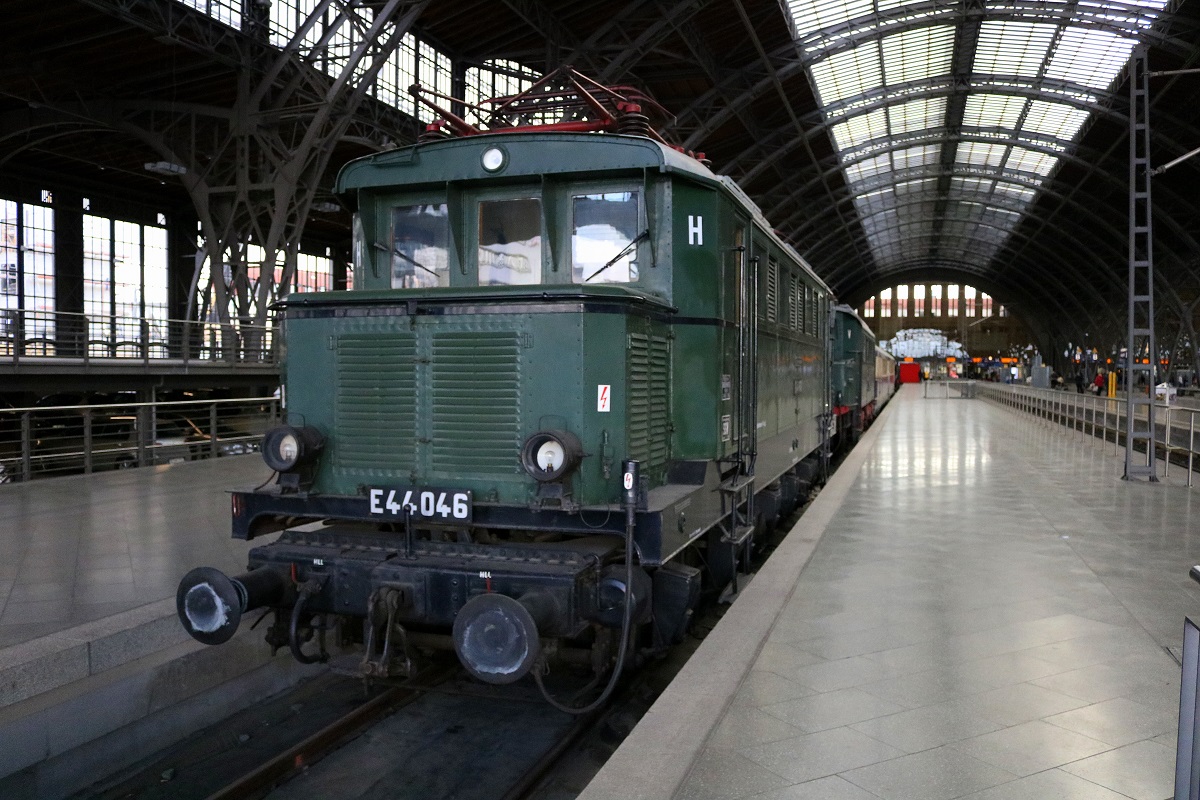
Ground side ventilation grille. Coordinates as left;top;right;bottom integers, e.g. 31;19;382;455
430;331;521;474
627;332;670;473
335;334;416;471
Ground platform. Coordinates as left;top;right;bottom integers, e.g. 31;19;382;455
0;455;271;649
583;384;1195;800
0;456;324;798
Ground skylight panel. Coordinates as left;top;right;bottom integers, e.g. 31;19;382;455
941;218;970;240
973;21;1056;77
893;144;940;171
956;141;1007;169
895;178;936;196
979;206;1022;226
1004;146;1057;177
810;45;882;105
888;96;947;136
786;0;873;39
992;181;1037;204
831;107;889;151
1021;100;1090;143
1045;28;1135;91
943;199;985;221
950;176;995;196
962;94;1027;130
1075;0;1166;30
880;25;955;85
860;209;899;245
856;187;894;216
844;152;892;187
877;0;940;13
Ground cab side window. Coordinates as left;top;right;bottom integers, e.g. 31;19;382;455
478;198;542;286
571;191;641;284
390;204;450;289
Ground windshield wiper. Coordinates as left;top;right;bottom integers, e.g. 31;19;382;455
585;229;650;283
375;242;439;279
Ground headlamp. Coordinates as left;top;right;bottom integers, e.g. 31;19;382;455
262;425;325;473
520;430;583;482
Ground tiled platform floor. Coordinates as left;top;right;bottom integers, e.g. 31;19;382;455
680;386;1197;800
0;456;271;649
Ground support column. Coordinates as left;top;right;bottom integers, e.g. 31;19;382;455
1125;46;1158;481
54;189;85;357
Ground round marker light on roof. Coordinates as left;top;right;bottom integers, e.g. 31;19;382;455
520;430;583;483
262;425;325;473
481;147;506;172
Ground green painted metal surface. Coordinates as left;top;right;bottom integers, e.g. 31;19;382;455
279;132;833;518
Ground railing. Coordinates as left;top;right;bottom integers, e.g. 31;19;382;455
975;383;1198;487
922;379;979;399
0;396;279;483
0;307;279;366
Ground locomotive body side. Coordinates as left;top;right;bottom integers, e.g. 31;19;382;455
177;133;833;684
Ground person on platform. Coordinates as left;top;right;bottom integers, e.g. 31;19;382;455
1093;371;1106;395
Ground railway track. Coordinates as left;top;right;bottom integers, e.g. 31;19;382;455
207;663;458;800
77;459;829;800
77;658;617;800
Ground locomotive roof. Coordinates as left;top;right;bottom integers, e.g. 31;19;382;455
336;132;830;294
336;132;713;194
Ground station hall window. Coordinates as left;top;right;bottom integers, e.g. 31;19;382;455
478;198;541;286
572;192;640;284
296;252;334;293
84;214;169;354
0;198;56;347
391;203;450;289
913;285;925;316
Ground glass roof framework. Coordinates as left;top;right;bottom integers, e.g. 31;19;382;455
786;0;1169;274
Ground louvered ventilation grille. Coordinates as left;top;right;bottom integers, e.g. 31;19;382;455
789;275;799;330
335;334;416;471
766;260;778;322
431;331;521;473
627;333;670;471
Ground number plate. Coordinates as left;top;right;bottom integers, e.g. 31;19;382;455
367;487;473;522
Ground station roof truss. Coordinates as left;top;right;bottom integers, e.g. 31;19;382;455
6;0;1200;352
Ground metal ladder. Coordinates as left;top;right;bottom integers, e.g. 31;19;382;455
719;247;760;594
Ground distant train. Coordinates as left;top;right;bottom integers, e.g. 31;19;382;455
831;305;895;445
176;78;894;706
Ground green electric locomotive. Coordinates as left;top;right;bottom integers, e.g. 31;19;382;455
177;86;834;697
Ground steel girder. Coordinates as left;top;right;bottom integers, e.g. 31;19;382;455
95;0;431;331
763;129;1200;273
823;217;1117;339
792;0;1187;65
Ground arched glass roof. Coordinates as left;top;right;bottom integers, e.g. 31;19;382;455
784;0;1169;272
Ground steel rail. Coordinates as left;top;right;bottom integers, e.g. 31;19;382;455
202;663;458;800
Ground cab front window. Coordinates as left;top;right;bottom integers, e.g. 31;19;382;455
478;198;542;286
391;204;450;289
572;192;641;284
